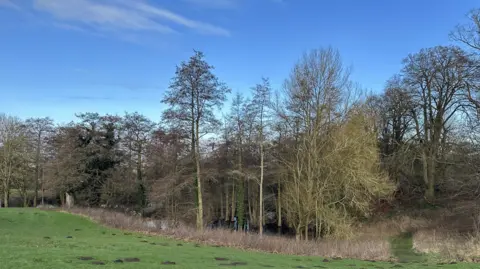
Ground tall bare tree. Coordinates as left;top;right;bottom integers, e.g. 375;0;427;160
25;117;54;207
227;92;247;230
402;46;475;200
162;50;230;231
250;77;272;235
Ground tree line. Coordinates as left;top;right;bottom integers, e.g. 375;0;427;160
2;9;480;240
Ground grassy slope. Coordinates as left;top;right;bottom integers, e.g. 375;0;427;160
0;209;476;269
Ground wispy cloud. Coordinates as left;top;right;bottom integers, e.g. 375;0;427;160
183;0;284;9
32;0;230;37
53;22;91;33
0;0;20;10
126;1;230;36
34;0;176;34
182;0;238;9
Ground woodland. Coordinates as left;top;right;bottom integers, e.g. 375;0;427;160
2;8;480;242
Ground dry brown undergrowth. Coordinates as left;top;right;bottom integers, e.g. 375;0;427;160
409;201;480;262
363;201;480;262
413;230;480;262
61;207;392;261
58;202;480;262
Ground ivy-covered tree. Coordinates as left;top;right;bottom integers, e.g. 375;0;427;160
73;113;122;206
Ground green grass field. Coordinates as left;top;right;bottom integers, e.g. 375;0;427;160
0;208;476;269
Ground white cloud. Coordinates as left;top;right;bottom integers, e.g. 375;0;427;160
182;0;238;9
34;0;176;34
32;0;230;37
52;22;90;33
0;0;20;10
127;1;230;36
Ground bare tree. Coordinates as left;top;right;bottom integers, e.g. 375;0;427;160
402;46;475;200
122;112;157;207
25;117;54;207
451;9;480;52
147;127;191;223
227;92;247;230
162;50;230;231
281;47;393;239
450;9;480;112
0;114;28;207
365;77;415;187
250;77;272;235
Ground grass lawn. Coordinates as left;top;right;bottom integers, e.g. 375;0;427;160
0;208;476;269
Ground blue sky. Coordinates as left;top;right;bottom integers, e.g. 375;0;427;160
0;0;477;124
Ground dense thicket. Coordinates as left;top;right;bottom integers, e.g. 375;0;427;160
2;9;480;240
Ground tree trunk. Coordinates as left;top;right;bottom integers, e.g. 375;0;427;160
315;202;320;239
23;193;28;207
236;134;244;231
195;120;204;232
317;218;323;240
237;180;245;231
231;179;235;222
3;188;8;208
421;149;429;195
40;167;45;205
34;133;41;207
259;142;264;236
220;187;224;219
59;191;65;207
295;221;302;241
277;179;282;235
196;170;203;231
137;149;143;183
137;148;146;207
251;189;258;226
225;184;229;223
41;168;45;205
304;217;309;241
66;192;74;208
426;152;436;201
248;182;253;225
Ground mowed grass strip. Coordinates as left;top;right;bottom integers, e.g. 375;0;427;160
0;208;476;269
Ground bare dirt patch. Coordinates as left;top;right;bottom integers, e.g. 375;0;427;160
124;257;140;262
78;256;94;261
215;257;229;261
219;261;248;266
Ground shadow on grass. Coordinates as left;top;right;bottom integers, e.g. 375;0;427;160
390;232;426;263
